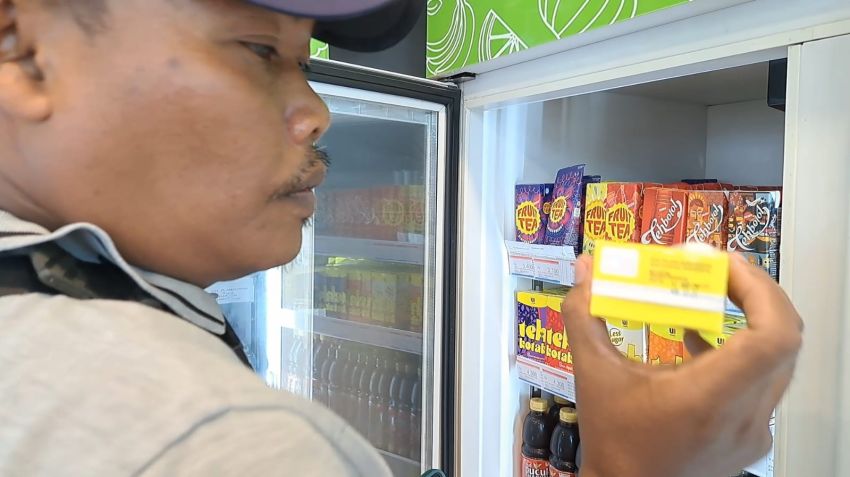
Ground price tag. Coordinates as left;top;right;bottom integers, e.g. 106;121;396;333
540;368;576;403
533;259;561;282
509;255;535;277
516;359;541;383
505;241;577;285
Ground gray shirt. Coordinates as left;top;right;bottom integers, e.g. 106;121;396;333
0;211;391;476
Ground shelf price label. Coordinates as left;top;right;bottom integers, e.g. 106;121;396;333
505;241;577;286
540;368;576;403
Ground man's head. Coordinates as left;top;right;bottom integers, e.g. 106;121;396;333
0;0;416;286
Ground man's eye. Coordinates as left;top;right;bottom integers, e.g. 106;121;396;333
241;41;280;62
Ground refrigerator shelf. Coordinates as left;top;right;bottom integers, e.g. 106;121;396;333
505;241;577;286
315;235;425;265
314;311;423;355
516;356;577;403
378;449;421;477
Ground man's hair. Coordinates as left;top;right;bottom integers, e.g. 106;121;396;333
41;0;109;35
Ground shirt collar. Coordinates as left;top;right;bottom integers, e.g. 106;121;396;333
0;210;225;334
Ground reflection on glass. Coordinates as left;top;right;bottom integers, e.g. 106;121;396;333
213;91;437;477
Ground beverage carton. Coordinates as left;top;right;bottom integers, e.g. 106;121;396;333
726;191;781;280
648;324;691;366
515;184;554;244
686;191;728;249
582;182;608;255
605;318;647;363
640;188;688;246
590;241;728;335
604;183;643;243
544;165;586;254
516;291;572;374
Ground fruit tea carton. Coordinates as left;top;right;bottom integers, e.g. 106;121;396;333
648;324;691;366
576;175;602;256
515;184;554;244
605;318;648;363
640;188;689;246
516;290;572;374
544;165;586;255
604;183;644;244
726;191;782;280
582;182;608;255
686;191;728;249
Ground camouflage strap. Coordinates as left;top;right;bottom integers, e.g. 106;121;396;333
0;243;251;368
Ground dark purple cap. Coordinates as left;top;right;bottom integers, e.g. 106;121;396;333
246;0;424;52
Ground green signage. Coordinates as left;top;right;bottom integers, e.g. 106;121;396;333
427;0;689;76
311;40;330;60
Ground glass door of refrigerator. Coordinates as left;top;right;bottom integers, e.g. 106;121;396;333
214;82;446;477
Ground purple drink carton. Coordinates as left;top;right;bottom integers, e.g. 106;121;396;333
515;183;554;244
544;165;587;254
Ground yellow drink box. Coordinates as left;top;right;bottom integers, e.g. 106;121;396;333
590;241;729;336
605;319;647;363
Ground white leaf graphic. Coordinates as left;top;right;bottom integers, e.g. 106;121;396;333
427;0;476;75
478;10;529;62
538;0;640;39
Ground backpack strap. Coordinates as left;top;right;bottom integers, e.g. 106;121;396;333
0;243;252;368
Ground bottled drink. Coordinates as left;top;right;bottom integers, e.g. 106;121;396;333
546;395;572;431
312;337;330;403
318;341;337;407
409;365;422;462
355;351;374;437
549;407;580;477
287;333;305;395
327;345;347;417
391;360;414;457
367;354;390;449
346;347;365;424
521;398;551;477
386;357;409;455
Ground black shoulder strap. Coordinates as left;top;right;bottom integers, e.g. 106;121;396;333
0;243;252;368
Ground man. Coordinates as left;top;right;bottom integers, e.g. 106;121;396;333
0;0;801;476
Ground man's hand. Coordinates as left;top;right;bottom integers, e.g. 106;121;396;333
564;253;802;477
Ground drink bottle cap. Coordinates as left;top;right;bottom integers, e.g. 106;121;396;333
553;396;571;406
529;398;548;413
560;407;578;424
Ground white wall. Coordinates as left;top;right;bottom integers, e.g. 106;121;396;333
706;100;786;185
517;92;708;184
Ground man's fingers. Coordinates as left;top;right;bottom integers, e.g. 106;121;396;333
727;253;802;336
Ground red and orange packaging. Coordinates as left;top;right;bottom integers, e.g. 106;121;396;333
640;188;689;246
648;325;691;366
686;191;728;249
605;183;644;243
582;182;644;255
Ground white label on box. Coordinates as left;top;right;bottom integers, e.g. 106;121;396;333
600;246;639;278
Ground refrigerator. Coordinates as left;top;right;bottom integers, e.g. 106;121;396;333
209;61;461;477
211;2;850;476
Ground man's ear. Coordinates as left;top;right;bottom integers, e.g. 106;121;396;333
0;0;51;122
